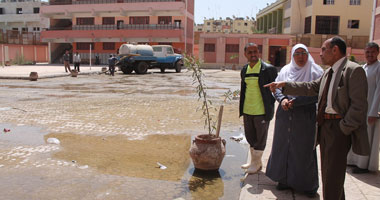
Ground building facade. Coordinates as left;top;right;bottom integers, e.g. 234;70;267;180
198;33;294;68
196;17;256;34
40;0;194;64
257;0;372;49
372;0;380;45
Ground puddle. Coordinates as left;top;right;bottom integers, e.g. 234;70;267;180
45;133;191;181
0;123;48;146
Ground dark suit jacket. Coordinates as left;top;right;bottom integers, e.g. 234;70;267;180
282;58;370;155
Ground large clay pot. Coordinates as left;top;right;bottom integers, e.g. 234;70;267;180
71;70;78;77
189;134;226;171
29;72;38;81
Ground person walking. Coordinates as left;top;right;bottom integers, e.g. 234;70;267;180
63;50;71;73
265;36;370;200
266;44;323;197
239;42;278;174
73;52;81;72
108;54;117;76
347;42;380;173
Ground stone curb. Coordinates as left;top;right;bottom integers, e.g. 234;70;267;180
0;71;102;80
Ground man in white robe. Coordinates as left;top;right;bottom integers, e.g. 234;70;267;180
347;42;380;173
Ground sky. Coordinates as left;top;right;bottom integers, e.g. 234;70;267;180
194;0;278;24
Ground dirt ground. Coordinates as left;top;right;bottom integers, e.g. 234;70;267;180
0;69;246;200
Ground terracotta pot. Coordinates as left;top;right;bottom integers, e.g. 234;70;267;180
71;70;78;77
29;72;38;81
189;134;226;171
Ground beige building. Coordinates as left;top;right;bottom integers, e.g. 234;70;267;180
196;17;256;34
257;0;373;48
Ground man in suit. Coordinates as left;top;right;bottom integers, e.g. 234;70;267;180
239;43;277;174
265;36;370;200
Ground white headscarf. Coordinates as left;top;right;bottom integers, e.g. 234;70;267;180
276;44;323;82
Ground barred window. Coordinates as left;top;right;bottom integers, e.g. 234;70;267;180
103;42;115;50
349;0;360;5
129;16;149;24
226;44;239;53
323;0;334;5
158;16;172;24
77;43;95;50
77;18;94;25
315;16;339;34
304;16;312;34
204;43;215;52
102;17;115;25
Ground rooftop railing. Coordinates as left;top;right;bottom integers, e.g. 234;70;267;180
48;24;182;30
49;0;184;5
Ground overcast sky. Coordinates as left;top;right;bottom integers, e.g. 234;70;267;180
194;0;278;24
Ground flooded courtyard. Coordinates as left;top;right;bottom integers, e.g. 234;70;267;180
0;69;247;200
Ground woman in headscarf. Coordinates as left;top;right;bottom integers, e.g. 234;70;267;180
265;44;323;198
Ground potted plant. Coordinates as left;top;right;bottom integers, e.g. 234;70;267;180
185;55;236;171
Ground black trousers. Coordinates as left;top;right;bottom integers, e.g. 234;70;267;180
109;65;115;76
243;114;270;150
74;62;80;72
319;119;351;200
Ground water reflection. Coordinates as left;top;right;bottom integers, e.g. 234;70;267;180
188;169;224;200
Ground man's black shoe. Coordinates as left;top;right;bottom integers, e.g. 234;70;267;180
352;167;369;174
276;183;291;190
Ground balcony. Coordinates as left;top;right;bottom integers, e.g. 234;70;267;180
41;27;184;43
49;24;182;30
49;0;185;5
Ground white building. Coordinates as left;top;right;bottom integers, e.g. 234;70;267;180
0;0;49;33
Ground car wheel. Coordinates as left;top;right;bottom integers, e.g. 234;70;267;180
135;62;148;74
175;62;182;73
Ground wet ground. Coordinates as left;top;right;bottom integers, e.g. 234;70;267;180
0;69;247;200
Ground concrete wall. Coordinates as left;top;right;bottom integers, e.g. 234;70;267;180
0;44;49;65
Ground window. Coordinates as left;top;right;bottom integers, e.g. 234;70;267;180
166;47;173;54
306;0;312;7
77;43;95;50
102;17;115;25
103;42;115;50
158;16;172;25
129;16;149;24
33;7;39;13
204;43;215;52
12;28;18;31
21;27;27;32
348;20;359;28
77;18;94;25
244;23;248;26
315;16;339;34
0;8;3;15
350;0;360;5
304;16;312;34
207;22;210;25
16;8;22;14
33;27;40;31
323;0;334;4
226;44;239;53
284;17;290;28
153;47;162;52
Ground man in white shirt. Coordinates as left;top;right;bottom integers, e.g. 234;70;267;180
73;52;81;72
347;42;380;173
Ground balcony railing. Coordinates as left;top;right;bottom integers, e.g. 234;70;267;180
0;30;44;45
49;0;184;5
48;24;182;30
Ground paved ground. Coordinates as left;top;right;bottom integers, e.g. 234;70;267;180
0;65;380;200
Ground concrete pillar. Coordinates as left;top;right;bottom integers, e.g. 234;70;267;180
199;37;204;62
216;36;226;65
264;15;268;33
262;38;269;62
278;9;283;34
48;42;51;64
239;37;248;65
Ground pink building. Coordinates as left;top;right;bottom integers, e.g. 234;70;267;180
40;0;194;64
198;33;294;68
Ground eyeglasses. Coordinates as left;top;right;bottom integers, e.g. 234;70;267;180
293;52;308;56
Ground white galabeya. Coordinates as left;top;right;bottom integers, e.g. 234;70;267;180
246;150;263;174
241;147;255;169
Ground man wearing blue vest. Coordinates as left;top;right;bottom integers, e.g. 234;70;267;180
240;43;278;174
